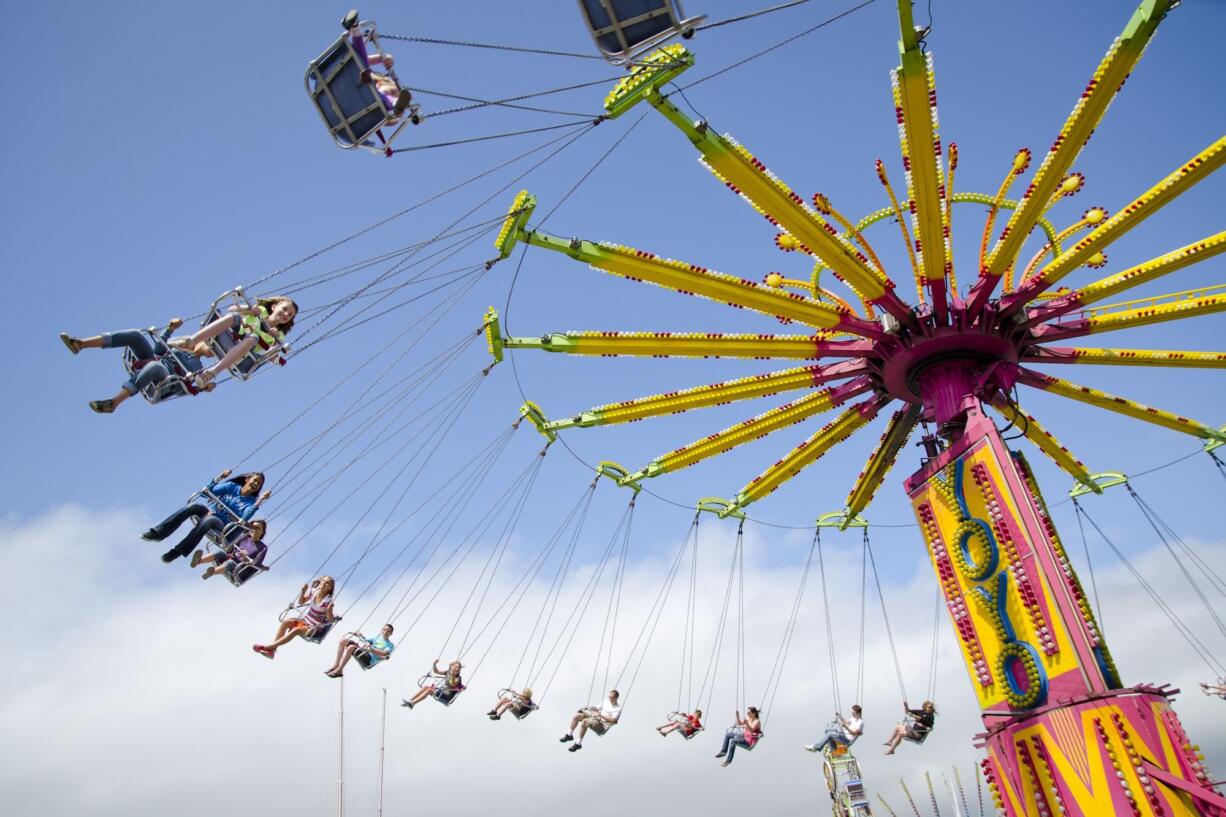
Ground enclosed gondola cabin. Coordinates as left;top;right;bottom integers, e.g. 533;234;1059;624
577;0;704;65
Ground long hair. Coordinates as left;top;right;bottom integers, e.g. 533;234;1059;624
231;472;265;495
314;576;335;600
257;296;298;334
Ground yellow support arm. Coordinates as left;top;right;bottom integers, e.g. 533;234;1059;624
844;403;922;525
987;396;1098;492
1022;347;1226;369
892;1;950;316
730;396;888;512
1036;285;1226;342
1025;231;1226;324
1008;136;1226;307
521;228;881;336
1017;368;1226;443
543;360;869;431
1082;286;1226;336
624;379;874;482
642;90;913;322
502;330;873;359
981;0;1173;284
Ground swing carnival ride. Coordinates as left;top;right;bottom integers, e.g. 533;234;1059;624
486;1;1226;815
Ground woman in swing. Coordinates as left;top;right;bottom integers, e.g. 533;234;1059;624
143;469;270;564
401;659;463;709
883;699;936;754
179;295;297;387
59;317;216;412
715;706;762;767
253;577;337;658
656;708;703;739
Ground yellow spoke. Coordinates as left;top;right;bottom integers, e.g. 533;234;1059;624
544;361;869;431
1017;369;1226;442
844;403;923;524
502;331;872;359
729;397;889;512
987;396;1096;491
982;0;1173;281
625;379;874;482
1023;346;1226;369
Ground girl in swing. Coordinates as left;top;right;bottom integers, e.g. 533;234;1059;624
253;577;337;658
883;700;936;754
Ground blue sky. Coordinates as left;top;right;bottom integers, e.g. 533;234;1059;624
6;0;1222;558
2;1;1225;813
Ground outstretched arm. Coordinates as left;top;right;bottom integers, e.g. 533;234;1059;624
160;317;184;341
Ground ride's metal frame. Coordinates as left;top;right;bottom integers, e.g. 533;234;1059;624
490;3;1225;815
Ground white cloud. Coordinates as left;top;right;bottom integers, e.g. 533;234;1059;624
1;506;1223;817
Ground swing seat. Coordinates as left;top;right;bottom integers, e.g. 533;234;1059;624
305;23;413;155
576;0;705;65
497;688;538;719
204;519;269;587
301;620;337;644
122;344;197;405
901;728;931;745
342;633;387;671
665;711;703;739
418;673;465;707
222;554;268;587
202;289;289;381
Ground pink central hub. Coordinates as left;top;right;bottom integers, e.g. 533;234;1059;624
874;326;1018;425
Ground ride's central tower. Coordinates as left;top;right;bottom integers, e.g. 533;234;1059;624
906;395;1220;817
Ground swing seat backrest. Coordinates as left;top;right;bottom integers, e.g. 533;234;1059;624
201;303;285;381
433;684;465;707
224;557;267;587
301;620;336;644
123;346;192;404
680;725;703;740
511;701;538;720
305;30;408;154
576;0;705;65
419;673;464;706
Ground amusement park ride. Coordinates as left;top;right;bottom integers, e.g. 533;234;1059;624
475;0;1225;814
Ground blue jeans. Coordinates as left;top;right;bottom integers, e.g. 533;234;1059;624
147;503;225;557
812;727;848;753
719;728;750;763
103;329;171;396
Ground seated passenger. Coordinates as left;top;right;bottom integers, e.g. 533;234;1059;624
402;659;464;708
883;700;936;754
804;705;863;754
656;708;703;738
59;318;216;413
254;577;337;658
180;295;296;387
142;470;270;564
558;689;622;752
487;687;534;720
194;519;269;581
341;9;415;122
326;624;395;678
1201;677;1226;700
715;707;762;767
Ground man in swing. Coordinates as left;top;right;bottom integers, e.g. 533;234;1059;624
804;704;863;754
559;689;621;752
